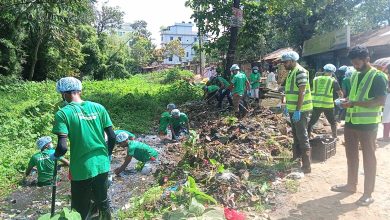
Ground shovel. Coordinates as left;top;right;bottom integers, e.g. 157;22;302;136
51;159;58;217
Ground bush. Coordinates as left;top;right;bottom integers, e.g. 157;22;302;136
162;68;194;84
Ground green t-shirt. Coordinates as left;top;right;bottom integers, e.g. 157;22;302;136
27;148;55;183
159;112;171;133
232;72;248;96
217;77;230;87
170;113;189;129
207;85;220;93
342;77;351;96
52;101;113;181
250;72;261;89
115;130;136;140
128;141;159;163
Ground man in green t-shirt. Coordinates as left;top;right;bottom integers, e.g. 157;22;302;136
114;132;159;175
215;74;234;109
25;136;69;187
203;85;220;104
170;109;190;140
51;77;116;220
229;64;250;115
159;103;176;136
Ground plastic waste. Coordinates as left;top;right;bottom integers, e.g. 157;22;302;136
224;207;246;220
188;198;205;217
286;172;304;180
141;163;152;175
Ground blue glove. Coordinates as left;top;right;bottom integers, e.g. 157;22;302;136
49;153;58;161
109;155;112;162
222;89;226;93
283;107;289;116
292;110;301;122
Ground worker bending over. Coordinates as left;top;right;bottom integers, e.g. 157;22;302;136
114;132;159;175
159;103;176;136
203;85;220;104
25;136;69;187
170;109;190;140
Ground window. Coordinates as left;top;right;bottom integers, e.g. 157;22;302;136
178;37;182;41
194;37;198;42
179;57;182;62
170;36;173;41
169;56;173;62
186;52;189;57
161;36;163;41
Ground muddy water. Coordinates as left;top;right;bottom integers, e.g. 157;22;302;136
0;135;165;220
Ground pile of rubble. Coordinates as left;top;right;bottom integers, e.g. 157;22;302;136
154;100;295;218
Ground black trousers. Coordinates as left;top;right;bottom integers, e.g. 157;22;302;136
71;172;111;220
218;89;233;108
308;107;337;138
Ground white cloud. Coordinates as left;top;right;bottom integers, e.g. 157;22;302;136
97;0;195;45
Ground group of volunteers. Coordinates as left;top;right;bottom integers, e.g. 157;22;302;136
158;103;190;140
203;64;267;117
280;45;389;206
24;77;163;219
23;44;389;220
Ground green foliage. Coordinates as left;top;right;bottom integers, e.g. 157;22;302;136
38;208;81;220
209;159;225;173
184;176;218;205
117;186;164;219
0;72;201;198
162;68;195;84
223;116;238;126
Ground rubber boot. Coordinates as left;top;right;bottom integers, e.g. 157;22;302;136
301;149;312;174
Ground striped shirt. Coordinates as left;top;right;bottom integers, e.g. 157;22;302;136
296;70;308;87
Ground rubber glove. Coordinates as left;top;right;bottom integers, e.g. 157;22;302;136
283;106;289;116
49;153;58;161
292;110;301;122
150;157;156;161
109;155;112;162
222;89;226;93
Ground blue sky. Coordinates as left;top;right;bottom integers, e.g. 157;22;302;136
98;0;195;45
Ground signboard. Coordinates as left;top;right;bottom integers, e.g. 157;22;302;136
230;7;243;27
303;26;350;57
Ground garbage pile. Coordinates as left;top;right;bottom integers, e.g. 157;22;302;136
151;100;295;218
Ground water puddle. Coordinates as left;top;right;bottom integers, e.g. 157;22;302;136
0;135;165;219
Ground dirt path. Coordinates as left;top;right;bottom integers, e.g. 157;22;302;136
271;125;390;220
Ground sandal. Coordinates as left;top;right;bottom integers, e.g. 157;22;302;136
356;195;374;206
330;184;356;193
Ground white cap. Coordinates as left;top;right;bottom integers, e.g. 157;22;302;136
116;132;129;143
281;51;299;62
36;136;52;150
171;109;180;117
56;77;82;93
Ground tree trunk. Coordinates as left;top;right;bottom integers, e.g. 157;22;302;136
28;36;43;81
224;0;240;78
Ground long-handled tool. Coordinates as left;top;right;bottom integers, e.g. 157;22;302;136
51;159;58;217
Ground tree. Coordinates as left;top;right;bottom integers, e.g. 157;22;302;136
95;5;125;36
130;20;152;39
162;39;185;60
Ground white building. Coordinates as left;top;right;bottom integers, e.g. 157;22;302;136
160;22;200;65
116;23;133;37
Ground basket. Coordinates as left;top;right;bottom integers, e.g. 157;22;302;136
310;136;337;162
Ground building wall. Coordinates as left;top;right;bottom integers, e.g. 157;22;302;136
161;22;200;65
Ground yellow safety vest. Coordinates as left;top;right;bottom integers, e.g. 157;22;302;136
312;75;335;108
346;68;383;124
285;64;313;112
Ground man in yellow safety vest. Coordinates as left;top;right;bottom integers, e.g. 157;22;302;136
308;64;343;138
281;51;313;174
331;46;388;206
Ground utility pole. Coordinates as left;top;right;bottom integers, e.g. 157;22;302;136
224;0;240;78
198;26;204;76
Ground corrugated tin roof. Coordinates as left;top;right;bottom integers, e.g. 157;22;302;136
352;26;390;47
261;47;294;61
373;57;390;72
